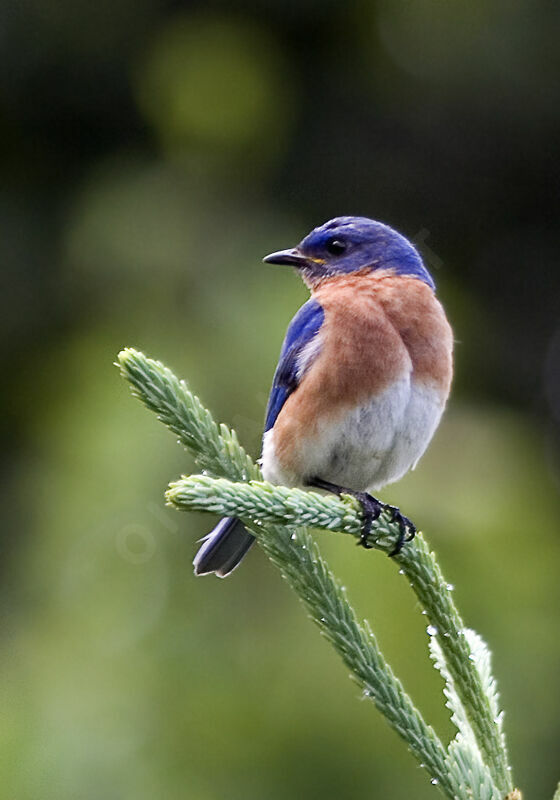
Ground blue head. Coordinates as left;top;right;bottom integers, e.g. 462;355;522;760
263;216;435;290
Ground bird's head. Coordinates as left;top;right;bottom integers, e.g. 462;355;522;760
263;216;435;290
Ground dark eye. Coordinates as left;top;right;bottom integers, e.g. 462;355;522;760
325;238;346;256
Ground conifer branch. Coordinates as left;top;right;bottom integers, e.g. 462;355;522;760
165;470;511;791
117;347;520;799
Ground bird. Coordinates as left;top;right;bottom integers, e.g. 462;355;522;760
193;216;453;577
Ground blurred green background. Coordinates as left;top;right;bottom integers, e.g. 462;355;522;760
1;1;559;798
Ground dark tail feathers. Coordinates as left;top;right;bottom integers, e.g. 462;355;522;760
193;517;255;577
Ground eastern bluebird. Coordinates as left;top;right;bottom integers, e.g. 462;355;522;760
194;216;453;577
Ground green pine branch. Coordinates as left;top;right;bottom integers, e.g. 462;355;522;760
166;472;511;792
117;347;522;800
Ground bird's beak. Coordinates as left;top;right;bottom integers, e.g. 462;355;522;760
263;248;310;268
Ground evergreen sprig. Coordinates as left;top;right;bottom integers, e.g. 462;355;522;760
166;473;510;791
117;347;530;800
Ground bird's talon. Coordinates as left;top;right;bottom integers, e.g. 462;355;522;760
405;524;416;542
353;491;383;549
385;507;416;556
306;478;415;555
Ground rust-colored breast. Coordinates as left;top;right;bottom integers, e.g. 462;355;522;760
272;271;453;474
371;272;454;391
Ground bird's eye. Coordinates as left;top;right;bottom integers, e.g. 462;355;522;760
325;238;346;256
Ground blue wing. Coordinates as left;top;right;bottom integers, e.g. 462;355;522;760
264;298;325;432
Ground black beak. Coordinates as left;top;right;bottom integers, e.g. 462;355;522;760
263;247;309;268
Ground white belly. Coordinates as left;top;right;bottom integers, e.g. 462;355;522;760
261;378;446;492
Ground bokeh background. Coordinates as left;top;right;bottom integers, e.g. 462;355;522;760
2;1;560;798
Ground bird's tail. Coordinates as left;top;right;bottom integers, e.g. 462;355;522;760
193;517;255;577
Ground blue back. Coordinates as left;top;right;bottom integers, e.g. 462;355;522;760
264;298;325;432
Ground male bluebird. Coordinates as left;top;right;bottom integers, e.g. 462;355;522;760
194;216;453;577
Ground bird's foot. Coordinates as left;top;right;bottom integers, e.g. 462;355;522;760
353;495;416;554
305;477;415;555
351;492;384;549
383;505;416;556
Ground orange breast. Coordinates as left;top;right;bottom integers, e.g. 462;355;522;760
272;270;453;474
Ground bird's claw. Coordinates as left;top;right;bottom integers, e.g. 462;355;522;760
354;495;416;555
306;477;415;555
385;505;416;556
353;492;383;549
